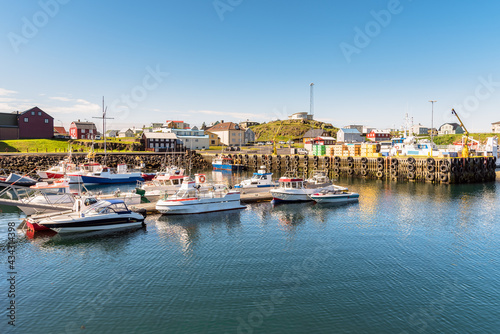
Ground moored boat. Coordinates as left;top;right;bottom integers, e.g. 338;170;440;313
212;155;245;171
25;199;146;233
0;173;38;188
234;166;277;189
270;170;335;203
156;175;245;215
309;187;359;204
68;164;143;185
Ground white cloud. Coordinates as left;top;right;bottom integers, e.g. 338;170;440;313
0;88;18;96
49;96;72;102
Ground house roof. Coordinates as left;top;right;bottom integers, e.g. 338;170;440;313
20;106;53;118
54;126;67;135
339;128;361;134
72;121;97;130
142;132;178;139
119;128;133;133
492;121;500;125
208;122;241;132
439;123;462;131
303;129;326;138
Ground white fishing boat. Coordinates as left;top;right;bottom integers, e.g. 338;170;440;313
25;199;146;233
36;158;78;179
270;170;334;203
309;186;359;204
156;175;245;215
234;166;277;189
137;166;185;194
68;164;143;185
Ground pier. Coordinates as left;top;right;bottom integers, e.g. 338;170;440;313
205;153;497;184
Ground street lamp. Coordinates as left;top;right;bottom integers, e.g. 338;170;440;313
429;100;437;156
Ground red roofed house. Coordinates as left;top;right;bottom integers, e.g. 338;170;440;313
165;120;190;129
367;130;391;142
207;122;245;146
54;126;68;138
69;121;99;139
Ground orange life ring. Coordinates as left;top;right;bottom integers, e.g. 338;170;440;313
198;175;206;183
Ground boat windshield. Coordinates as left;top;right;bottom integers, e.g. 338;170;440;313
83;200;130;214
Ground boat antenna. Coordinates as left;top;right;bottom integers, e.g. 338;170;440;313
93;97;113;165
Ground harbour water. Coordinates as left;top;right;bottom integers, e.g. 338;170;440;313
1;173;499;333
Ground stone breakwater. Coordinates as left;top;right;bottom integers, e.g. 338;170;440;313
0;152;210;177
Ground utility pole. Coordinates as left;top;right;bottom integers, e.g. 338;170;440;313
309;83;314;118
93;97;114;163
429;100;437;156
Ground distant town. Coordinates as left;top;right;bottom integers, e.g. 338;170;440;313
1;106;499;152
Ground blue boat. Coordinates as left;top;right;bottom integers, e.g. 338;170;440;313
212;155;245;171
69;164;144;185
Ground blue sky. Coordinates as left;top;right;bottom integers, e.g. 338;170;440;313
1;0;499;132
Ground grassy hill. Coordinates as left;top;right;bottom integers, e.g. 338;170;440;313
250;119;338;142
420;133;498;145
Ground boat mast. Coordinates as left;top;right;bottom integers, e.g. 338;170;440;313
93;97;113;164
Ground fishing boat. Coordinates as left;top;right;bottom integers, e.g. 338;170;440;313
36;158;78;179
234;166;277;189
68;164;143;185
309;186;359;204
270;170;335;203
212;155;245;171
137;166;185;193
25;199;146;233
156;175;245;215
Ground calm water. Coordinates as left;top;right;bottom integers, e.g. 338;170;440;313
1;173;499;333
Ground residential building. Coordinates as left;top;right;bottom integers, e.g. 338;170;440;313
288;112;313;120
69;121;99;140
239;120;260;129
344;125;364;134
118;128;134;138
492;121;500;133
141;132;181;152
409;124;429;136
205;131;221;146
0;107;54;140
303;129;329;144
207;122;245;146
164;126;210;150
106;130;119;138
54;126;68;138
366;130;391;142
244;128;256;143
438;123;464;135
336;128;363;143
165;120;190;129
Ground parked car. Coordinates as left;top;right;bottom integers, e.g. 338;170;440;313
265;141;273;145
278;141;286;144
297;148;308;155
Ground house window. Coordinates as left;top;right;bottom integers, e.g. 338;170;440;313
232;133;235;136
195;139;198;142
31;111;35;115
44;119;48;123
24;118;28;122
82;129;85;133
38;112;42;116
90;129;93;134
211;140;215;145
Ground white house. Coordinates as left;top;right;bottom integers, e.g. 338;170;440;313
118;128;134;137
164;126;210;150
288;112;313;120
410;124;429;136
492;121;500;133
337;128;363;142
438;123;464;135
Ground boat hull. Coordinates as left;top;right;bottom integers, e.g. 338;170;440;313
310;193;359;204
156;193;245;215
27;214;145;233
270;189;316;202
212;163;245;171
71;175;144;185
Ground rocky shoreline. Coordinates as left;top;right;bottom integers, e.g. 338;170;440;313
0;152;211;177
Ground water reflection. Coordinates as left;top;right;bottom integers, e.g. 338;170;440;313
152;210;243;255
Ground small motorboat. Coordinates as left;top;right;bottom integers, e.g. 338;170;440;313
309;187;359;204
68;164;143;185
25;199;146;233
234;166;277;190
212;155;245;171
0;173;38;188
36;158;78;179
270;169;335;203
156;175;245;215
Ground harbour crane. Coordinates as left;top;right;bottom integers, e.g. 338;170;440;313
451;108;470;158
272;121;283;155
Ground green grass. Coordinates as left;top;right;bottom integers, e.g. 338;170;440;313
419;133;498;145
250;119;338;142
0;139;86;153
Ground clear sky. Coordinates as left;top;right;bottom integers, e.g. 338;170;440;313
1;0;499;132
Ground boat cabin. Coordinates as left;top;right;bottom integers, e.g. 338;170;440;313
278;177;304;189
